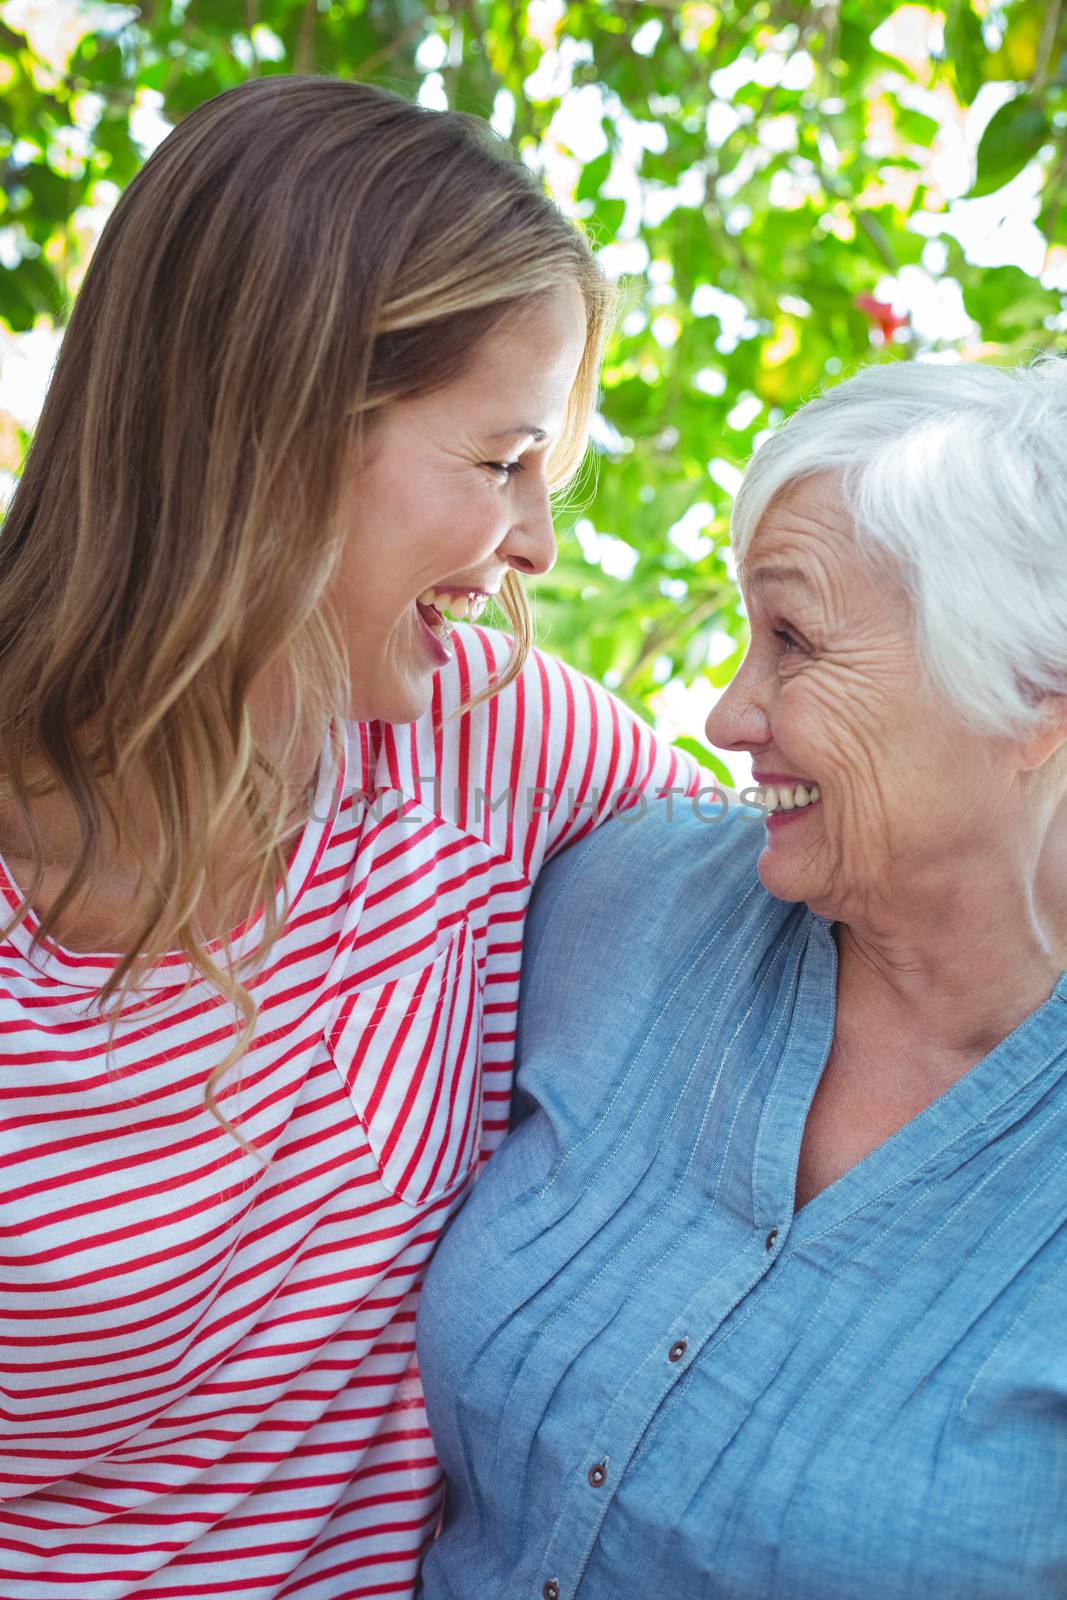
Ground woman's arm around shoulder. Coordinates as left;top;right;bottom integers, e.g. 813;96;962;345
422;622;710;877
511;798;767;1122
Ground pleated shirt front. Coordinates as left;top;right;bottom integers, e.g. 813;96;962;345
417;801;1067;1600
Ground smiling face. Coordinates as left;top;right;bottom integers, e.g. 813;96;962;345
329;282;588;725
705;473;1015;924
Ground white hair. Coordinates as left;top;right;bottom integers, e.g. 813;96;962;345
730;353;1067;739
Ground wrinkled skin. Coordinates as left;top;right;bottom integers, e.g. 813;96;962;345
706;472;1067;1069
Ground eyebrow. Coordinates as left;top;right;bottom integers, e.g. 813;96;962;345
744;564;815;591
487;426;549;443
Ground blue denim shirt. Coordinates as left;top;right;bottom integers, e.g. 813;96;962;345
416;799;1067;1600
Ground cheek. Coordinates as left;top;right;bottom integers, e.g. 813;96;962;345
778;673;883;785
774;674;838;749
422;472;506;546
343;465;511;615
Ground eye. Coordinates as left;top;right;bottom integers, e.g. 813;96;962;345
484;459;525;481
773;627;803;654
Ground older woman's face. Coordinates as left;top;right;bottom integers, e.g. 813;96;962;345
705;473;1007;922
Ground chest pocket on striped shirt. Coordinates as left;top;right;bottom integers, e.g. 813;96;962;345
326;918;483;1208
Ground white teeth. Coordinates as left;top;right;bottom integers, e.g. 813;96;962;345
415;589;454;651
417;588;487;621
758;781;822;814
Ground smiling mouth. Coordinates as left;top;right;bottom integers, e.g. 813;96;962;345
415;596;454;656
754;780;822;815
418;588;491;623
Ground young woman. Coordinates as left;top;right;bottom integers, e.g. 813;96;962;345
0;76;698;1599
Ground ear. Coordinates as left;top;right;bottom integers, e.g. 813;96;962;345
1015;694;1067;774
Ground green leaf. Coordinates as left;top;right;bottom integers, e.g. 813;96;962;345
961;263;1063;338
971;94;1051;197
672;737;734;788
139;57;177;92
590;195;624;241
945;0;985;105
704;643;745;687
576;147;611;200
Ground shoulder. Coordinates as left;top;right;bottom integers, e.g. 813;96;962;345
438;622;514;711
510;798;799;1137
400;627;697;866
432;628;703;804
514;800;791;1089
434;623;608;727
521;798;770;982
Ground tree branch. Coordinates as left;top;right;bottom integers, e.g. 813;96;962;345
245;0;260;77
1035;0;1063;91
617;591;730;691
294;0;317;76
353;18;426;82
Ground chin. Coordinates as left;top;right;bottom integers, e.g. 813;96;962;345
349;676;436;728
756;848;808;906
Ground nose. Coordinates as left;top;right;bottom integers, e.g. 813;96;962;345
498;474;557;579
704;648;773;754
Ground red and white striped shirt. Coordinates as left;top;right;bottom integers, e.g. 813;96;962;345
0;625;698;1600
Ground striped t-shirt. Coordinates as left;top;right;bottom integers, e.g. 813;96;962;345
0;624;699;1600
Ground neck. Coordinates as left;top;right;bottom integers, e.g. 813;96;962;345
833;803;1067;1068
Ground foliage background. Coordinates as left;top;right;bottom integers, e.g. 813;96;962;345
1;0;1065;786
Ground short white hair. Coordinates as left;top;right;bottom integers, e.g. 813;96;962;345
730;354;1067;738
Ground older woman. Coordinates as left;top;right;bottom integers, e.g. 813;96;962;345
0;76;698;1600
416;355;1067;1599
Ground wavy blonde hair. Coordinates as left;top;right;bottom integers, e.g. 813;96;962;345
0;75;613;1148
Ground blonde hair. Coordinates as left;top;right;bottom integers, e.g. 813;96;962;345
0;75;613;1147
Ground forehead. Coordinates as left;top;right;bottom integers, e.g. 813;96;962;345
743;562;818;598
739;475;856;600
739;475;915;634
456;284;587;399
402;283;588;439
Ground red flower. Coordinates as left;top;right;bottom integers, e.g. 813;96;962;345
855;294;910;343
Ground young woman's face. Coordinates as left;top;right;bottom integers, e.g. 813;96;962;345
331;283;588;725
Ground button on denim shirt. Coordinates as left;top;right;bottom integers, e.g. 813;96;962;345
416;800;1067;1600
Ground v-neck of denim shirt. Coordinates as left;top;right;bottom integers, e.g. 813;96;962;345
753;915;1067;1248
